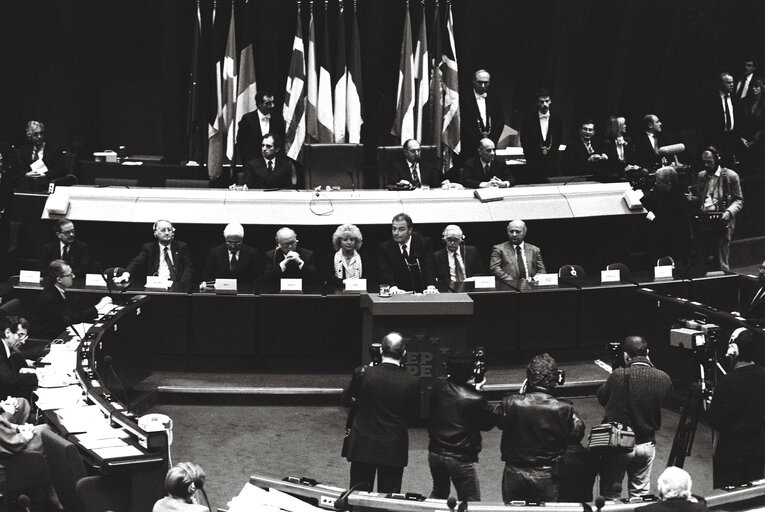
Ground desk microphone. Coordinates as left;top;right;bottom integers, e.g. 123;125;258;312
68;321;85;342
334;481;368;511
347;171;355;191
447;496;457;512
103;355;130;413
594;496;606;512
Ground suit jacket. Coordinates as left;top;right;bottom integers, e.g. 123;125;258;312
387;158;442;188
490;241;546;283
243;154;294;189
14;142;66;180
263;247;318;287
341;362;419;467
125;240;194;290
235;110;286;163
563;138;606;176
39;239;97;277
520;112;562;180
460;156;514;189
0;346;38;400
32;283;98;339
631;133;662;170
638;499;708;512
460;92;504;155
202;243;263;284
377;233;437;290
741;285;765;325
702;91;741;148
433;245;483;285
691;167;744;233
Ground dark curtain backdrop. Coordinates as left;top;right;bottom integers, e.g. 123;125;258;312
1;0;764;162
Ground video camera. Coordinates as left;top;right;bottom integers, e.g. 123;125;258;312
368;343;382;366
625;164;695;194
472;346;486;384
607;340;624;369
670;318;721;356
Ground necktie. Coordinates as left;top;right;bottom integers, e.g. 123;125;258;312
230;251;238;273
401;245;409;260
585;141;594;154
164;247;177;281
268;160;274;173
454;253;466;282
410;164;421;188
515;245;526;279
62;244;69;261
724;94;732;131
484;164;490;177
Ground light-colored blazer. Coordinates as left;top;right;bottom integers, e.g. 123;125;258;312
490;241;546;282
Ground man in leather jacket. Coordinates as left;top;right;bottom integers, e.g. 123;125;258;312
494;353;573;502
427;351;495;501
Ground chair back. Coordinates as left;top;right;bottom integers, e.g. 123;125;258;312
558;264;586;278
76;475;130;512
41;429;88;512
303;144;364;189
0;299;25;318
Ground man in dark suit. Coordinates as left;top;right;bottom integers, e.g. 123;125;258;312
33;260;112;339
242;134;295;189
460;138;514;189
236;90;286;163
202;223;262;285
388;139;445;189
263;227;318;289
342;332;419;493
460;70;504;162
633;114;664;171
703;72;740;165
377;213;438;294
520;89;561;182
39;218;97;277
14;120;68;192
0;316;37;400
434;224;484;285
563;119;609;177
735;59;757;101
733;260;765;326
113;219;195;292
490;220;546;284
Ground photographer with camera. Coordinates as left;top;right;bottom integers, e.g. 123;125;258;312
427;350;494;501
341;332;419;493
493;353;573;502
598;336;673;499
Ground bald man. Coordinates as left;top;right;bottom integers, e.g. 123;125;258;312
460;138;514;189
202;223;263;285
461;70;505;160
263;227;317;287
490;220;546;283
434;225;484;285
341;332;419;494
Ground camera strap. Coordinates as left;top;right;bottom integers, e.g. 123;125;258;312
623;368;633;428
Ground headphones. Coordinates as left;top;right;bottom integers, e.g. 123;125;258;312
441;225;465;243
703;146;721;166
153;220;175;235
166;462;206;500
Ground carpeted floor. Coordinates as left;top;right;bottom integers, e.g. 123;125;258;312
151;395;714;510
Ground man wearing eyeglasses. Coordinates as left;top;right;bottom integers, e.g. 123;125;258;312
0;315;37;400
434;225;484;285
39;218;97;277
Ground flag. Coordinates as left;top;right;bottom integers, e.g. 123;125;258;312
441;1;460;159
306;5;319;142
187;0;205;164
235;0;258;161
391;4;414;143
428;1;443;153
332;1;347;143
284;4;307;160
413;1;428;142
346;0;363;143
317;1;334;143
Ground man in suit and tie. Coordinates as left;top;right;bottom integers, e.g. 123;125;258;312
14;120;68;192
520;89;561;182
377;213;438;294
388;139;445;189
563;119;609;177
236;90;286;163
460;70;504;163
242;134;295;190
201;223;262;285
460;138;514;189
263;227;318;289
735;59;757;101
434;225;484;285
633;115;664;171
39;218;97;277
703;72;740;165
0;316;38;400
490;220;546;284
342;332;419;493
113;219;195;292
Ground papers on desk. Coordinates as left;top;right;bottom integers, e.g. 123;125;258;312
56;405;109;433
36;365;78;388
228;483;324;512
34;385;86;410
91;445;144;459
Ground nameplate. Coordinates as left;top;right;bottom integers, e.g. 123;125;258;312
280;278;303;292
472;276;496;289
601;269;621;283
214;278;237;293
654;265;674;279
85;274;107;287
535;273;558;286
19;270;41;283
145;276;171;289
343;278;367;292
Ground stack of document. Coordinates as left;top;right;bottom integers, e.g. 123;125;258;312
228;483;324;512
34;386;86;411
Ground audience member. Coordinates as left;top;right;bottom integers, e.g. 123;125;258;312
709;329;765;488
263;227;318;289
377;213;438;294
490;220;546;284
632;115;664;171
114;220;194;292
39;218;98;277
342;332;419;493
600;116;636;181
434;224;483;285
201;223;262;285
427;351;494;501
597;336;673;499
734;59;757;102
14;120;67;192
557;413;598;503
242;134;295;190
639;466;708;512
737;77;765;174
461;70;504;160
703;73;739;165
388;139;445;189
153;462;209;512
564;119;608;177
236;90;286;163
640;166;693;267
494;353;573;502
0;317;37;400
460;138;514;189
328;223;365;288
520;88;561;183
33;260;111;339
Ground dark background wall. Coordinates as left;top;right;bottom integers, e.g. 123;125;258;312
1;0;763;161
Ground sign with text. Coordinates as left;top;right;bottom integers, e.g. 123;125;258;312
535;273;558;287
343;278;367;292
601;269;621;283
280;278;302;292
19;270;41;283
654;265;674;279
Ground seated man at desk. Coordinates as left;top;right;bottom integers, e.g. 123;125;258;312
434;224;484;285
201;223;262;286
34;260;112;339
39;218;98;277
242;134;295;190
490;220;546;284
0;316;37;400
377;213;438;294
263;227;318;289
460;138;514;189
388;139;446;189
114;219;194;292
14;120;68;192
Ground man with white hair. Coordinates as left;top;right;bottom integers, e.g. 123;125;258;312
201;223;262;285
638;466;707;512
433;225;483;285
263;227;317;288
490;220;546;283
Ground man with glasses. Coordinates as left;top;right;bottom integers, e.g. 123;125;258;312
39;218;97;277
33;260;112;339
388;139;445;189
434;225;483;285
0;315;37;400
263;227;318;289
201;223;263;285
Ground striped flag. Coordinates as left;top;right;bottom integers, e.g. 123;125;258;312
284;4;307;160
317;1;334;142
208;3;238;179
346;0;363;143
441;1;460;159
332;1;347;142
391;4;414;143
306;5;319;142
235;0;257;162
429;1;443;154
413;1;428;142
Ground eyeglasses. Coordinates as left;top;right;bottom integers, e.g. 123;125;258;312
61;273;75;278
60;229;75;235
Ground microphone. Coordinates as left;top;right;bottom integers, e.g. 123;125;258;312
562;174;593;185
68;320;85;342
657;143;685;157
103;355;130;412
447;496;457;512
347;171;356;191
101;267;115;302
594;496;606;512
334;481;369;511
17;495;31;512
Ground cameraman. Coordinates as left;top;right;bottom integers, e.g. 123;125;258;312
709;329;765;488
427;351;494;501
494;353;573;502
640;166;693;267
598;336;673;499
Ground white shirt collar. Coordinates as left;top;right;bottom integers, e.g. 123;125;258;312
474;90;487;100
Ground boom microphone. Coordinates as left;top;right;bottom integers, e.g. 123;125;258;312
657;143;685;157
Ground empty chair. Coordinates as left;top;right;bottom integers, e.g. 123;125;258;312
605;262;630;273
94;178;139;187
558;264;586;278
303;144;364;189
164;178;209;188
